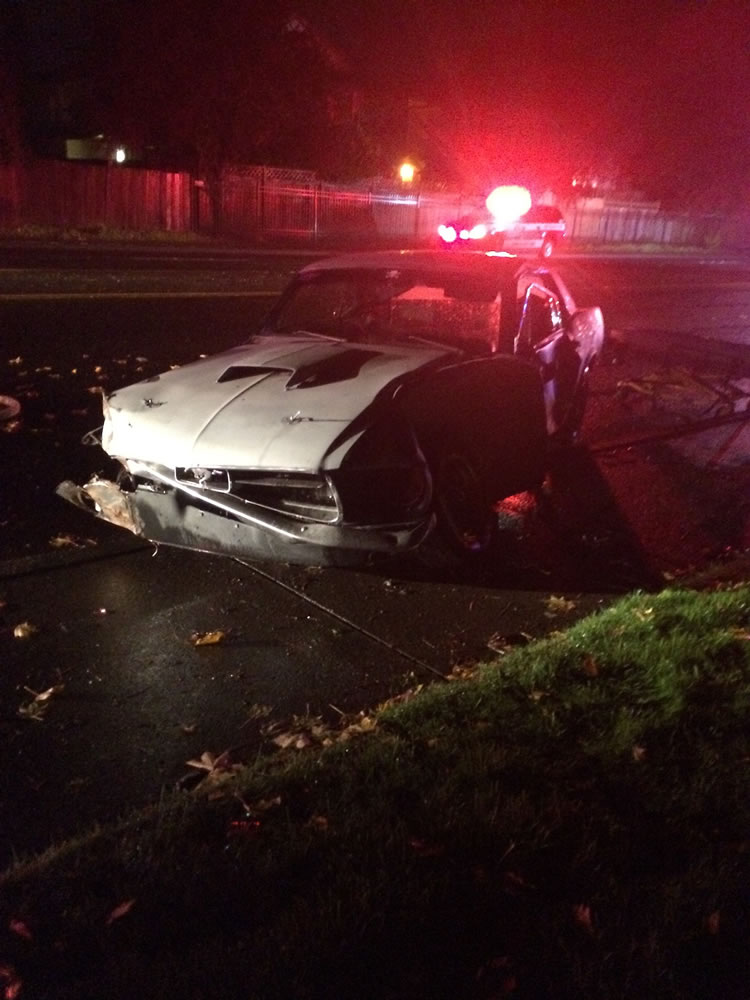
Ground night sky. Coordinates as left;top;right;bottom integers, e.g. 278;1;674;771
3;0;748;205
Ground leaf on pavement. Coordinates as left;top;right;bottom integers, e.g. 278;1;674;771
106;899;136;926
544;595;577;616
26;684;65;702
17;684;65;721
0;962;22;1000
190;629;227;646
48;533;95;549
9;919;32;941
572;903;595;935
0;396;20;422
13;621;38;639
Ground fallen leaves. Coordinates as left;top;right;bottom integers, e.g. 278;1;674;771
262;709;380;753
0;962;22;1000
572;903;596;935
17;683;65;721
8;919;32;941
48;533;97;549
106;899;136;926
0;395;20;422
189;629;227;646
487;631;533;654
544;595;577;617
12;622;38;639
185;750;243;792
581;654;599;678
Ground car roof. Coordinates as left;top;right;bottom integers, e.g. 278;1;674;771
300;249;528;279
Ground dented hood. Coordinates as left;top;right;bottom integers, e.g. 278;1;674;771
103;335;448;469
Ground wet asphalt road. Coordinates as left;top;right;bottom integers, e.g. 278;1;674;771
2;245;750;864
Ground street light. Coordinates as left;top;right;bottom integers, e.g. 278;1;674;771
399;161;416;184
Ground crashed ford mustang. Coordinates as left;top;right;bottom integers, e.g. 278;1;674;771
57;250;604;567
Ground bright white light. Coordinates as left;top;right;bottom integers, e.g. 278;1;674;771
399;162;415;183
438;224;457;243
485;185;532;230
114;148;126;164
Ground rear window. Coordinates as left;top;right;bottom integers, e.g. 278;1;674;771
521;205;563;224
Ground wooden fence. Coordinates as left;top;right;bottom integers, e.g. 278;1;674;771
0;161;192;232
0;159;730;249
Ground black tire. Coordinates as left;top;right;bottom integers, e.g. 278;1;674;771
554;371;590;448
432;449;497;558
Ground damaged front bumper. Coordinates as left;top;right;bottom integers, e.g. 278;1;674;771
56;476;435;567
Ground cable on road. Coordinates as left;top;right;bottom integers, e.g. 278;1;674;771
232;557;450;681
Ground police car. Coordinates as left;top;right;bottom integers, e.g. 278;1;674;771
437;203;567;258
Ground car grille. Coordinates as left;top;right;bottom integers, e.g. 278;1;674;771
174;468;340;523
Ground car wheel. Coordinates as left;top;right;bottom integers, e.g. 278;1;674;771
433;450;497;557
540;237;555;259
555;371;590;447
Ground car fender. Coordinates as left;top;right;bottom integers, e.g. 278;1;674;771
396;355;548;500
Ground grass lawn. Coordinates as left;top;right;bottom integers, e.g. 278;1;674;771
2;584;750;999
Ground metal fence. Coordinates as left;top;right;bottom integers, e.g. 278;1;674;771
563;200;723;248
0;158;732;249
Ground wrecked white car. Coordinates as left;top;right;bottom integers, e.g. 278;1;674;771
57;250;604;566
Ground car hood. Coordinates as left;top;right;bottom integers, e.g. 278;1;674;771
102;335;449;470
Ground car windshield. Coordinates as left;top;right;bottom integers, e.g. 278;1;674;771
263;268;503;354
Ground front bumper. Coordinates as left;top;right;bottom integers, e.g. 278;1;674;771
56;477;435;567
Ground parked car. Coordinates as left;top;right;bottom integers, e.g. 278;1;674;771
57;250;604;567
438;204;567;257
